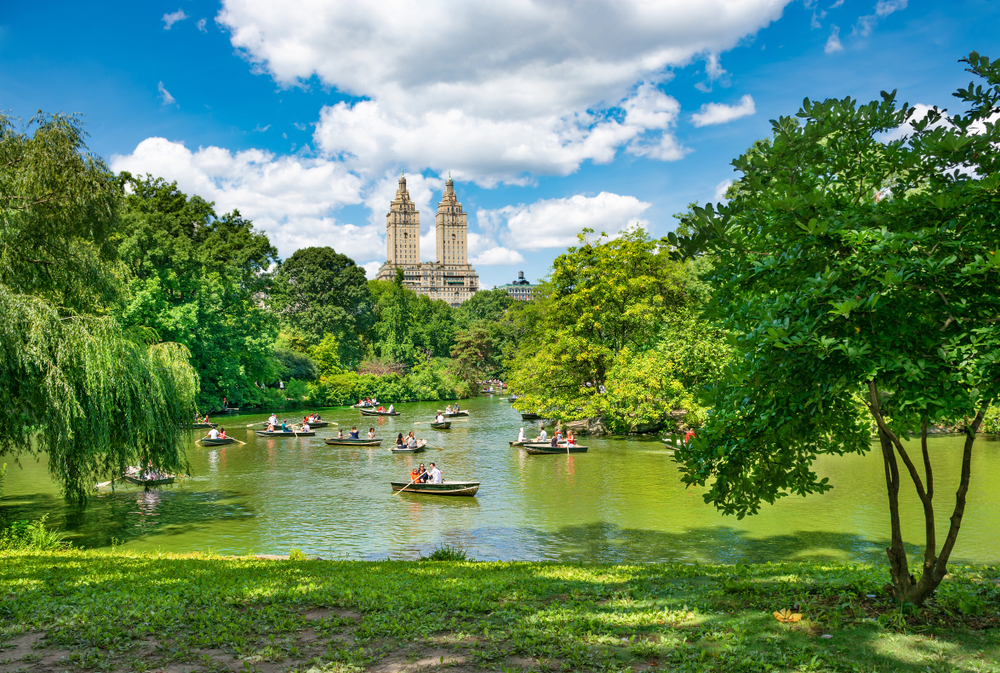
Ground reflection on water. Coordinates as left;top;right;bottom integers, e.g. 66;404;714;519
3;396;999;564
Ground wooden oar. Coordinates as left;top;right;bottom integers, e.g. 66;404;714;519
231;437;247;446
393;472;424;496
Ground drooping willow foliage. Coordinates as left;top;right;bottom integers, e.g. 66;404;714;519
1;112;198;502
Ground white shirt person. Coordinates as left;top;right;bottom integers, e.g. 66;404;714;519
208;428;220;439
427;463;442;484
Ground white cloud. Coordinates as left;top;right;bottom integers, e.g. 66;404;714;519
157;81;176;106
162;9;189;30
216;0;792;183
110;138;372;260
478;192;651;252
471;246;526;266
196;18;207;32
694;53;730;92
691;94;756;127
830;0;844;7
854;0;907;37
825;25;843;53
363;261;382;279
714;179;733;203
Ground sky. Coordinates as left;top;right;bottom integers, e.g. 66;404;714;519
2;0;998;288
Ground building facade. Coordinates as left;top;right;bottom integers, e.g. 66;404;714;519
374;174;479;307
497;271;535;301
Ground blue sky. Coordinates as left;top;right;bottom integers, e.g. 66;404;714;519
2;0;997;288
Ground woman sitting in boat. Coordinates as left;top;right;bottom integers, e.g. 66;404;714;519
220;428;227;439
377;405;385;412
367;427;376;440
349;426;360;439
337;429;345;439
517;427;526;443
267;422;276;432
445;404;453;414
565;430;576;446
301;421;310;432
388;403;395;413
395;432;405;447
406;431;417;448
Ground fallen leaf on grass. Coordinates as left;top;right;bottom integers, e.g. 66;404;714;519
773;609;803;623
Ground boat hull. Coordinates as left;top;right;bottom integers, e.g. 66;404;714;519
123;474;175;486
190;422;218;429
523;443;588;455
325;438;382;446
254;430;316;437
430;421;451;429
390;481;479;496
520;413;541;421
436;410;469;417
509;440;524;446
360;409;400;416
200;437;235;446
390;445;426;453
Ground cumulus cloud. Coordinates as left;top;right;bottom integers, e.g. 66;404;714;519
691;94;756;127
216;0;792;183
363;261;382;279
162;9;189;30
825;25;844;53
471;246;526;266
196;18;207;32
110;138;372;260
854;0;907;37
476;192;651;252
714;179;733;203
157;81;176;105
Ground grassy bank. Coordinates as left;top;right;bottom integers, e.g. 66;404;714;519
1;551;998;673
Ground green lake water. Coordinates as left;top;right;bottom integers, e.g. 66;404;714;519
3;395;999;564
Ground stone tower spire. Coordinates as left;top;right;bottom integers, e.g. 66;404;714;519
386;173;420;266
435;173;466;266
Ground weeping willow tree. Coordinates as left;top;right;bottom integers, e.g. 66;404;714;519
0;112;198;502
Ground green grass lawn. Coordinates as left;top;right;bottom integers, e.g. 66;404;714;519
1;550;998;672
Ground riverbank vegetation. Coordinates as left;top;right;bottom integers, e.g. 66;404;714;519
1;550;998;673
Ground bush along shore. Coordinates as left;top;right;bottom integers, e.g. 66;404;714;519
1;551;998;673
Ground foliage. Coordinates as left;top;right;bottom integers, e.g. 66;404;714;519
422;544;470;561
2;551;999;673
116;174;280;410
670;52;1000;605
0;114;198;502
308;333;344;377
453;287;515;329
368;269;416;364
0;515;71;551
271;247;373;367
274;347;319;381
506;228;718;432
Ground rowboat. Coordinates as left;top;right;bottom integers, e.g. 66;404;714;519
509;440;524;446
390;440;427;453
263;420;329;429
360;409;400;417
122;468;175;487
190;422;218;429
254;430;316;437
199;437;235;446
430;421;451;429
352;402;376;408
506;397;517;403
390;481;479;496
520;413;541;421
436;410;469;417
325;438;383;446
522;443;588;455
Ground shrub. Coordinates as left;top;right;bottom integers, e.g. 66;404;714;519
423;544;470;561
0;515;71;551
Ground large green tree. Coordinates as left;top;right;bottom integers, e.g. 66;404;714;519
1;114;197;502
116;175;279;410
270;247;373;367
506;228;712;431
672;53;1000;604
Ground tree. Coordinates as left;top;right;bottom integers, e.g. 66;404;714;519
671;52;1000;605
271;247;373;367
368;268;416;365
0;113;197;502
117;175;280;410
453;288;514;330
506;228;706;431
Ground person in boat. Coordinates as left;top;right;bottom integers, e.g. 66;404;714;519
426;462;442;484
301;421;310;432
454;403;459;412
517;427;526;443
367;427;376;439
388;403;395;413
406;431;417;448
208;427;220;440
314;413;321;421
203;414;210;423
436;412;445;424
416;464;429;482
220;428;227;439
268;413;278;426
409;466;421;482
378;405;385;412
337;429;344;439
565;430;576;446
267;422;276;432
395;432;405;447
535;426;547;443
445;404;453;414
350;426;360;439
302;416;310;425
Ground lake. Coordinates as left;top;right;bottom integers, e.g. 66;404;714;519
3;395;999;564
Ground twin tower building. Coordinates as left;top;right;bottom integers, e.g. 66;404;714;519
374;173;479;306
